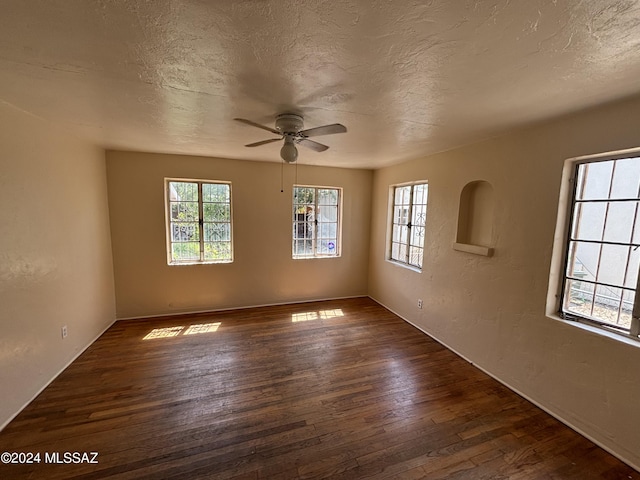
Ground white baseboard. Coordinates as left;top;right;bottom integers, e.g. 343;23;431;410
368;295;640;473
116;294;368;321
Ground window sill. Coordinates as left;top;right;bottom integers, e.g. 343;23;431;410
452;242;494;257
386;259;422;273
168;260;233;266
546;312;640;348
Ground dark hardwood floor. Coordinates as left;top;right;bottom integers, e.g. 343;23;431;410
0;297;637;479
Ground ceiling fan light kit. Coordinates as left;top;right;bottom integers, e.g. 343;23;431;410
280;136;298;163
234;113;347;163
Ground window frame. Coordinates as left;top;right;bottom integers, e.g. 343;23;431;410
164;178;233;265
387;181;429;271
551;152;640;342
292;185;342;260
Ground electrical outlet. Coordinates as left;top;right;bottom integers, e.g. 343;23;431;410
61;325;68;339
417;299;423;309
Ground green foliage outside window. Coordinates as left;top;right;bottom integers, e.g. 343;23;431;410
167;180;233;264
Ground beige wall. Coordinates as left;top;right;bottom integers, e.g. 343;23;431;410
3;88;640;469
0;101;116;429
106;151;372;318
368;95;640;469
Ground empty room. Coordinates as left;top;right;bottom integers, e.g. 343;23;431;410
1;1;640;479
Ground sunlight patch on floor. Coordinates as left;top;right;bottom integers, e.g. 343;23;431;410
143;322;221;340
319;309;344;319
143;326;184;340
183;322;221;335
292;312;318;322
292;309;344;322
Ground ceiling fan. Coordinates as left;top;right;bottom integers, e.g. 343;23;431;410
234;114;347;163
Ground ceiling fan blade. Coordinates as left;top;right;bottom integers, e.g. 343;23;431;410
234;118;280;135
245;138;281;147
297;138;329;152
299;123;347;137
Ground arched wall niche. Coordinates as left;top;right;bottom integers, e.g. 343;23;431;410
454;180;495;256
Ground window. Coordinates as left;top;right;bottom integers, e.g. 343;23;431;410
165;179;232;264
389;182;428;269
560;156;640;340
293;186;341;259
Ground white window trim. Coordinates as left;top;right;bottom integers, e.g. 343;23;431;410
164;177;233;265
386;180;428;272
547;148;640;344
292;185;343;260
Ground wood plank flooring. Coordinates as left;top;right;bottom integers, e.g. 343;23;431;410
0;297;637;479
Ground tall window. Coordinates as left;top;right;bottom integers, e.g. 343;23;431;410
293;186;341;259
389;182;428;269
561;156;640;339
165;179;232;264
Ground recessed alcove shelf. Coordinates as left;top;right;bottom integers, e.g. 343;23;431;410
454;180;495;257
452;242;494;256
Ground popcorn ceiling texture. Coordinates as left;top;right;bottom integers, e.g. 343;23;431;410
0;1;639;167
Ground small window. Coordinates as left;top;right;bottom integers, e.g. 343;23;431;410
165;179;232;264
389;182;428;269
560;156;640;339
293;186;341;259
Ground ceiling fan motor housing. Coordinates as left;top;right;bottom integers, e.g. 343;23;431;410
275;114;304;134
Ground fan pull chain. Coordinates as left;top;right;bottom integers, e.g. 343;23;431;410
281;158;284;193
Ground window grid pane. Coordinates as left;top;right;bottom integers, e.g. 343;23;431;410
167;180;232;264
562;158;640;334
293;186;340;258
202;183;232;263
390;186;411;263
390;183;428;268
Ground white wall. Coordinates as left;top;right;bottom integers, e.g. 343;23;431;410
0;101;116;429
368;94;640;470
106;151;372;319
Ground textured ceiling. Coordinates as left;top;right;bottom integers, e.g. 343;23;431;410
1;1;640;168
